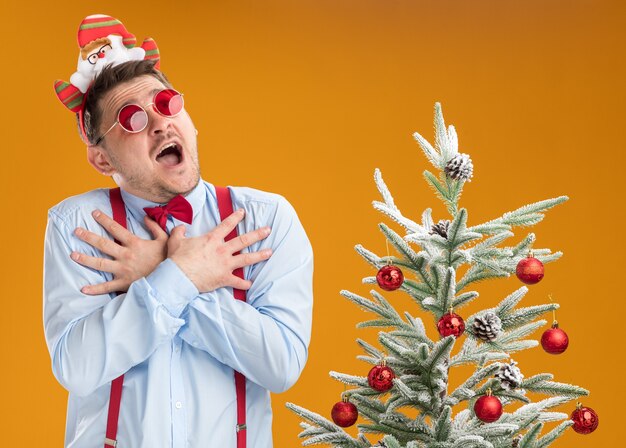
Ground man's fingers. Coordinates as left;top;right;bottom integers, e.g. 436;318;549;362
226;227;271;253
81;279;128;296
144;215;168;240
71;251;117;274
212;209;245;239
75;227;123;258
228;275;252;291
232;249;273;269
92;210;133;245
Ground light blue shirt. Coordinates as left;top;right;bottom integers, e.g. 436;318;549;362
43;180;313;448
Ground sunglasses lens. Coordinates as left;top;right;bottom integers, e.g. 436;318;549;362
118;104;148;132
154;89;184;116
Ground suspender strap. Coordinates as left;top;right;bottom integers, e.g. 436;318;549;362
105;188;127;448
215;186;247;448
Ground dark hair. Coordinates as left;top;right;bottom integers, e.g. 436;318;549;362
78;59;172;145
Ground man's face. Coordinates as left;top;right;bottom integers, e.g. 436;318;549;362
91;75;201;203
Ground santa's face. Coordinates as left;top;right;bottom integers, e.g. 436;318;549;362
90;75;201;203
76;35;129;80
81;37;112;63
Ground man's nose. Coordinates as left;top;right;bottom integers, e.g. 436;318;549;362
147;108;173;135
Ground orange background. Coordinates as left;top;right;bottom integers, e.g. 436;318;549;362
0;0;622;446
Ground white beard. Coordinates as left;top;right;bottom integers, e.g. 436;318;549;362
70;35;146;93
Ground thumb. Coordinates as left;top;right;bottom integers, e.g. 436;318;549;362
144;215;167;240
170;225;187;241
167;225;187;253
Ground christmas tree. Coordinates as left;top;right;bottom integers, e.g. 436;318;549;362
286;103;598;447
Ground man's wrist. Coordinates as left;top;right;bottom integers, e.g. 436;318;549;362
145;258;199;316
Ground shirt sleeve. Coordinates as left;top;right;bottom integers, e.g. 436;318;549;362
43;210;196;397
177;196;314;393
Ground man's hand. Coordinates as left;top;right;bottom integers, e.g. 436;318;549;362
71;210;168;295
168;209;272;292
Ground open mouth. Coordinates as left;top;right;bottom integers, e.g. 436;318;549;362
155;142;183;166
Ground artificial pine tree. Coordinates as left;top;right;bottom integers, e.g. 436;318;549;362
287;103;597;448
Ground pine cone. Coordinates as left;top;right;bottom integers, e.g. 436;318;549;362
429;219;450;238
496;360;524;390
444;153;473;182
472;312;502;342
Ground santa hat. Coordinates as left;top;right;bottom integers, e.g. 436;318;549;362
77;14;137;50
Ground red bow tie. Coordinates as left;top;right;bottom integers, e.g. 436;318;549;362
143;195;193;230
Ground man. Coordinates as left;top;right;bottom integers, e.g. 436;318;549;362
44;16;313;448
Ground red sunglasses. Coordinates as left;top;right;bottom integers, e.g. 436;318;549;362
93;89;184;146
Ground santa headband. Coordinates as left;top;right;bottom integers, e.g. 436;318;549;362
54;14;160;140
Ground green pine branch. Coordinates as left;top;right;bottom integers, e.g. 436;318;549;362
521;374;589;398
536;421;573;448
467;197;569;235
285;403;369;448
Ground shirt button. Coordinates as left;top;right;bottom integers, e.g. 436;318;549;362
175;401;182;409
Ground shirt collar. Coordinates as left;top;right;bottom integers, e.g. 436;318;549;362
119;180;206;224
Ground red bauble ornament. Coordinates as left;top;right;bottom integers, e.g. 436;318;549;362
331;397;358;427
541;321;569;354
437;311;465;338
571;404;599;434
376;265;404;291
368;363;395;392
516;254;544;285
474;392;503;423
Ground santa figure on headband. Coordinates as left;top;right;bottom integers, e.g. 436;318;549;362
55;14;159;111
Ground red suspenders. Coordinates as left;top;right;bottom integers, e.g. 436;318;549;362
214;186;248;448
105;186;247;447
104;188;126;448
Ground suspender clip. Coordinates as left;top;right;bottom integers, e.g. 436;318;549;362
236;423;247;432
104;437;118;447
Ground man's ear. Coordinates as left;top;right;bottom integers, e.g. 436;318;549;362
87;145;115;175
